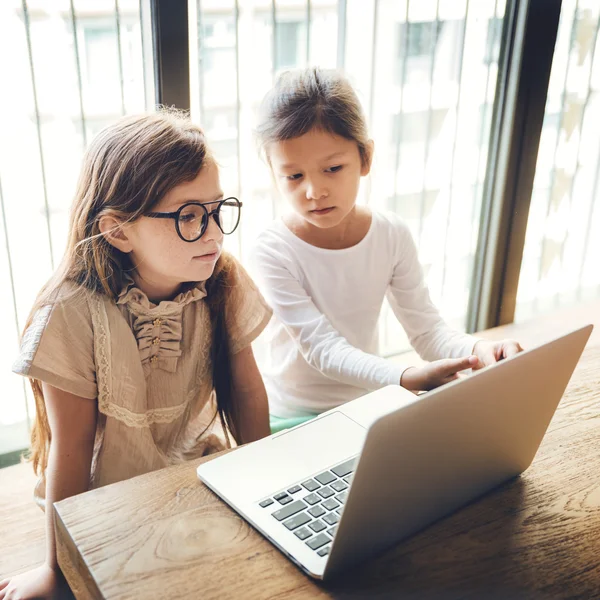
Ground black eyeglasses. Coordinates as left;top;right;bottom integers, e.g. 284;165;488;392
146;197;242;243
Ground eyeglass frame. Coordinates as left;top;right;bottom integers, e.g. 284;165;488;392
145;197;243;243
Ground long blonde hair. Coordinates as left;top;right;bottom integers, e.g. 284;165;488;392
25;108;238;475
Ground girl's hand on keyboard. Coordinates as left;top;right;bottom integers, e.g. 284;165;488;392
400;355;479;392
472;339;523;369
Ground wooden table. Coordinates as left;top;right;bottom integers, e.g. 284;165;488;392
54;300;600;600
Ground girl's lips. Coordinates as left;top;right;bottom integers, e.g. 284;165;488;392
194;251;219;262
311;207;335;215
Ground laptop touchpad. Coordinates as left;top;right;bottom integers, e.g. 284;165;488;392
199;412;366;503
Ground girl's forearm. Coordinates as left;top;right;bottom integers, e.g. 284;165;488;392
41;383;97;570
235;385;270;444
43;438;95;569
231;346;271;444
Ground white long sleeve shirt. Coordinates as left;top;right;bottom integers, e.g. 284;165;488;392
249;211;478;417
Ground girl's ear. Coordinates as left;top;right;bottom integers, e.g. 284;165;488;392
99;215;133;253
361;140;375;176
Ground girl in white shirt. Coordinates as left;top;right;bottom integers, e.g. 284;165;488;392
251;67;522;432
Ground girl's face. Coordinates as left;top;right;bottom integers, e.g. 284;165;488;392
268;128;371;230
122;161;225;300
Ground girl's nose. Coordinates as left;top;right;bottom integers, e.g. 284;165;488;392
306;179;328;201
202;213;224;243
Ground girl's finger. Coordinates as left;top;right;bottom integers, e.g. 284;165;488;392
503;341;523;358
438;373;459;386
447;355;478;374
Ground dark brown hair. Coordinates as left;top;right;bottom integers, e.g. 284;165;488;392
256;67;371;166
25;108;238;475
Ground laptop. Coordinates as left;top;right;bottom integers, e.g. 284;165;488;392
197;324;593;579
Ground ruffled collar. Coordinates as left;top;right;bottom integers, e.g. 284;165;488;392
116;274;207;312
115;274;208;376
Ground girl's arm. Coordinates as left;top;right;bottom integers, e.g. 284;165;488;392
44;383;97;567
0;384;97;600
386;219;478;362
251;242;476;394
230;346;270;443
251;246;406;390
386;219;523;369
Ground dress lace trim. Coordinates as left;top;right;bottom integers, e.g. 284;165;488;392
89;293;188;428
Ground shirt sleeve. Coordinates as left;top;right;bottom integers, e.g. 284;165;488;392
224;255;273;355
250;241;406;390
12;288;97;399
386;218;479;361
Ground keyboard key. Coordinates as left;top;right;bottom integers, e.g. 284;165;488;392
283;512;312;531
309;519;327;533
336;509;342;515
336;492;348;505
343;475;353;484
307;533;330;550
279;496;293;505
259;498;274;508
301;479;320;492
315;471;336;485
294;527;312;541
317;486;335;499
304;493;322;505
274;492;288;501
331;480;347;493
287;485;302;494
332;457;357;478
317;546;330;557
327;526;337;537
322;499;340;511
272;500;306;521
308;505;326;518
323;513;339;526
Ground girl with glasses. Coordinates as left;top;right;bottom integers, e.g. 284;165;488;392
3;110;271;599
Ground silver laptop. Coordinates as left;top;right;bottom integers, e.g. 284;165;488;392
197;324;592;579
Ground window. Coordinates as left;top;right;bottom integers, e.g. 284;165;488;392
386;190;440;223
395;20;446;85
203;47;236;74
392;109;448;145
203;108;237;139
201;19;236;45
275;21;302;70
484;17;503;65
397;21;444;60
84;27;120;87
0;2;148;458
515;4;600;320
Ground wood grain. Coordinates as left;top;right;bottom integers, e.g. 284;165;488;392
52;301;600;599
0;462;45;579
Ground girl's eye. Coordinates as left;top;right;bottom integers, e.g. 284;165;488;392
326;165;342;173
286;173;303;181
179;213;199;223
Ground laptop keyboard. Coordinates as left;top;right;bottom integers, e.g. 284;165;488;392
257;456;357;557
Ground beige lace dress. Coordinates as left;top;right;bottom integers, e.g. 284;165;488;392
13;256;272;507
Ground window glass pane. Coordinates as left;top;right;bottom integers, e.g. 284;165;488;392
515;0;600;321
192;0;509;357
0;0;150;454
276;21;302;70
